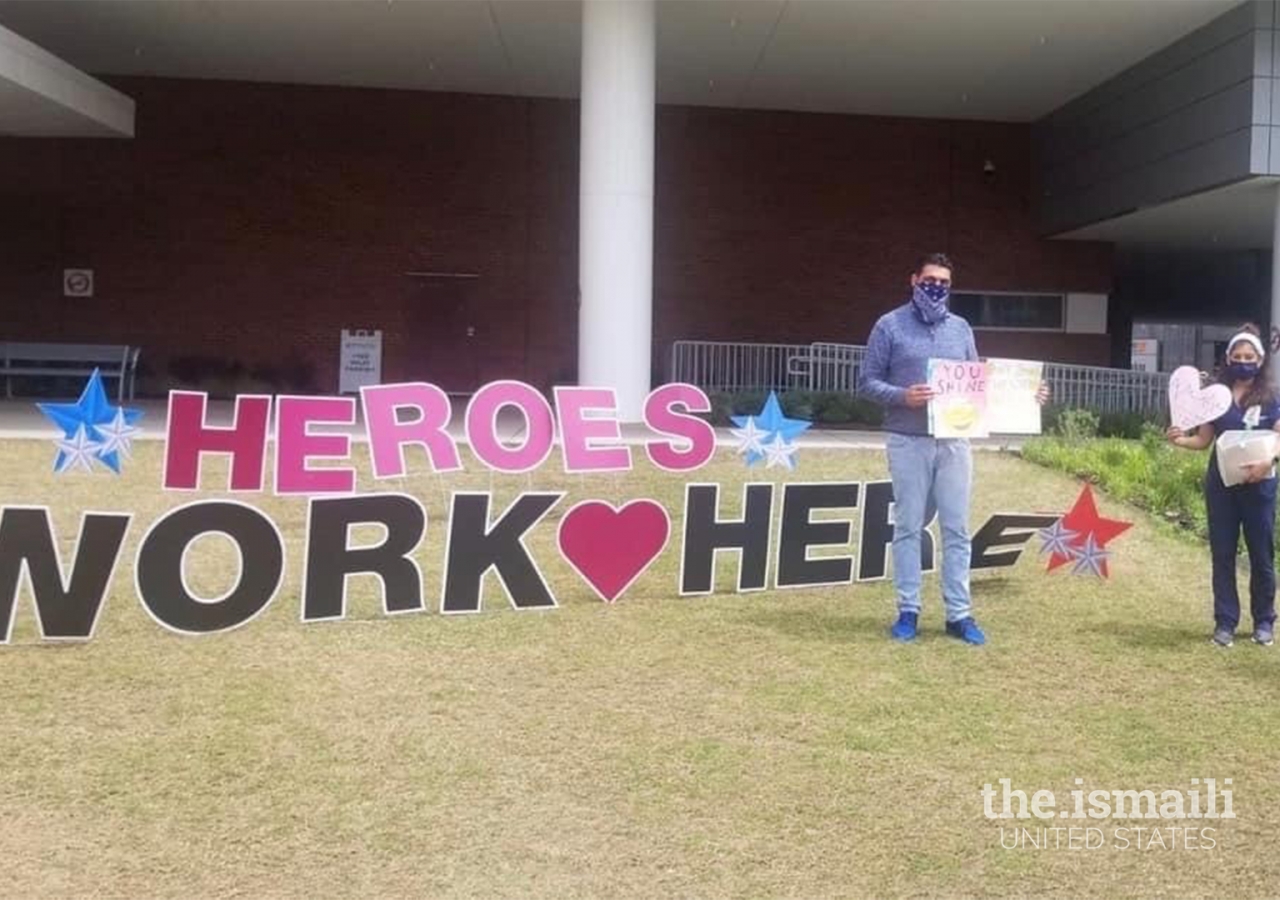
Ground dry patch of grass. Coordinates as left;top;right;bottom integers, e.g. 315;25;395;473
1;441;1278;898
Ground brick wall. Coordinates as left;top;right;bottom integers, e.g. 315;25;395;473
654;106;1114;369
0;77;1114;395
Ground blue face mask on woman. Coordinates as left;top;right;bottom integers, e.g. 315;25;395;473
911;280;950;324
1227;361;1261;382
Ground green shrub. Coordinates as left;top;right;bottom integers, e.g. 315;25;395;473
706;390;1157;438
730;390;769;417
704;392;735;426
1022;433;1224;561
169;355;244;386
703;390;886;428
1041;405;1063;435
850;397;885;427
1098;411;1150;440
810;392;854;424
779;392;815;422
1054;408;1100;441
1043;407;1162;441
810;392;884;427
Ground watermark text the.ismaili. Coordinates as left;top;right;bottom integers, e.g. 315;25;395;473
982;778;1234;852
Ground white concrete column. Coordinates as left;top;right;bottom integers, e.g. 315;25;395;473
578;0;655;422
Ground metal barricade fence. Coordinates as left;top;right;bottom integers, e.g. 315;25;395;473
807;342;865;392
667;340;815;393
670;339;1168;417
1042;362;1167;416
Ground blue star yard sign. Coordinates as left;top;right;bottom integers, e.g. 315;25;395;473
38;370;144;474
730;391;812;470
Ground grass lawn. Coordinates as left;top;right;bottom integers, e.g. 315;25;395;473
1;439;1278;898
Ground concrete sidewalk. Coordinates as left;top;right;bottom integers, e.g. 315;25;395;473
0;399;1027;451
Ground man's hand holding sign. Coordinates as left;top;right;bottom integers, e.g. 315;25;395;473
924;358;1050;438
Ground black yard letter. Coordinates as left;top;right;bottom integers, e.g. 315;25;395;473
303;494;427;621
0;507;129;642
680;484;774;594
971;514;1059;570
441;492;561;613
776;483;859;588
136;502;283;634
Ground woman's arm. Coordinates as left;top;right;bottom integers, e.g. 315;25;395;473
1167;423;1214;450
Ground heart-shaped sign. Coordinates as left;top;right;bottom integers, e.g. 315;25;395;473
1168;366;1231;431
557;500;670;603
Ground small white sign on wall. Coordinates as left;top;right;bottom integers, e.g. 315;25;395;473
339;329;383;394
63;269;94;297
1130;338;1159;373
1065;293;1108;334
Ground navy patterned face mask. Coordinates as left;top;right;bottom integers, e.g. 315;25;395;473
1226;361;1260;383
911;280;950;324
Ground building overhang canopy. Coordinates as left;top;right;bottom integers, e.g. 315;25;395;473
0;0;1232;123
0;23;133;137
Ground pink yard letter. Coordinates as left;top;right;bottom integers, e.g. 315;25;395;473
554;387;631;473
164;392;271;491
275;396;357;495
465;381;555;473
643;384;716;472
361;383;462;477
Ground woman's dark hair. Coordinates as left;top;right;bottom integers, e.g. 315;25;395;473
1219;322;1276;408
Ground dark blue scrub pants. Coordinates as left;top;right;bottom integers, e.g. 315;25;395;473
1206;459;1278;630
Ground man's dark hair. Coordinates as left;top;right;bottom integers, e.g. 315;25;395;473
915;253;954;275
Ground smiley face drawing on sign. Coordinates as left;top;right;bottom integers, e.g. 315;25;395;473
927;359;989;438
940;398;979;433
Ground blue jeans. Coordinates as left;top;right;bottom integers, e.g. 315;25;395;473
886;433;973;622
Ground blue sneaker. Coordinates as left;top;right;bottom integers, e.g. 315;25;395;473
890;612;918;642
945;617;986;645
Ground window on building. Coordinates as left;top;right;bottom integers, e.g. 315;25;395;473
949;292;1065;330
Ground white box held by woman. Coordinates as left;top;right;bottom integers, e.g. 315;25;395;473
1216;430;1279;487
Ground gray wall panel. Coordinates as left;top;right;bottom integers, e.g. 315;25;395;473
1044;80;1258;196
1257;19;1273;74
1256;74;1274;121
1042;128;1256;235
1273;9;1280;73
1258;0;1276;29
1045;1;1260;127
1040;32;1257;168
1037;1;1275;234
1265;123;1280;170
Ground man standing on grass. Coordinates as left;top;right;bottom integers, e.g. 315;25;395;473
858;253;1025;645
